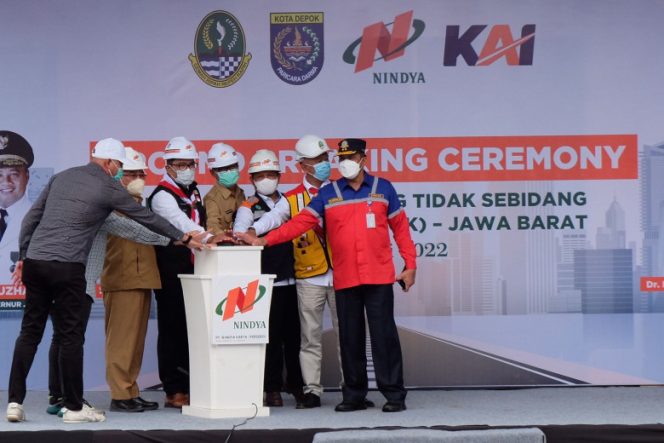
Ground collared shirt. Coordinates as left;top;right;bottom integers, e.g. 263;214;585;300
235;192;295;286
20;162;183;265
84;211;170;297
265;173;416;290
248;176;327;237
299;176;333;286
149;173;208;236
234;191;290;234
302;175;324;197
203;182;245;234
252;176;332;287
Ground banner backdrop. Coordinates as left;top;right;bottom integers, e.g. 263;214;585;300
1;0;664;390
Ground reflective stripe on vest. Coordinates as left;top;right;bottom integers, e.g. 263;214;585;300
286;189;330;279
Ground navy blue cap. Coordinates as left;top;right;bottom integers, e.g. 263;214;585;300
0;131;34;167
337;138;366;156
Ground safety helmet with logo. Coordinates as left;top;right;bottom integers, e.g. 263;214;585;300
247;149;280;174
295;134;330;160
207;142;239;169
123;147;148;171
163;136;197;160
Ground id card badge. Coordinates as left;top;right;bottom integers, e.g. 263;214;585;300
366;213;376;229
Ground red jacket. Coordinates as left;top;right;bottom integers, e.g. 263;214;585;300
266;174;416;290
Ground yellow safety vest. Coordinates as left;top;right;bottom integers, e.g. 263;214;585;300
286;188;331;279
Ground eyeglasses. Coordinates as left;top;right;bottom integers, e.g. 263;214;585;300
124;171;147;178
169;162;197;171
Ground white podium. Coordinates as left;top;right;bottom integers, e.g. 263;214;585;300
179;246;274;418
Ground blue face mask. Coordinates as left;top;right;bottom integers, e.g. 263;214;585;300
217;168;239;187
113;168;124;181
312;161;331;182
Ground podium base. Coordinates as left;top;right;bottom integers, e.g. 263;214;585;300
182;404;270;419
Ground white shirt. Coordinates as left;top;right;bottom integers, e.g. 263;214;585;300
234;192;290;234
238;179;333;287
0;194;33;283
150;173;211;241
234;191;294;286
247;196;291;236
298;177;333;287
245;177;326;236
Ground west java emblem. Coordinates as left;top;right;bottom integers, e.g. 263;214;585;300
270;12;324;85
189;10;252;88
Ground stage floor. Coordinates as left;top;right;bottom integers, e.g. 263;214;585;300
0;385;663;432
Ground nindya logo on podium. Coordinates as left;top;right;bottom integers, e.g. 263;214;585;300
211;275;272;345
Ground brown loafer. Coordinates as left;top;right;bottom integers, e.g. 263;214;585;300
264;391;283;407
164;392;189;409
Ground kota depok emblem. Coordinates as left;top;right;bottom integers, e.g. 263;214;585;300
270;12;324;85
189;10;251;88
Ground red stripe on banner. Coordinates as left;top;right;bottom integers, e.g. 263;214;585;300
0;284;26;300
92;134;638;184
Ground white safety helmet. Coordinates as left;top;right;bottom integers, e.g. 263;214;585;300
247;149;280;174
207;142;239;169
163;136;197;160
123;147;148;171
295;134;330;160
92;138;126;163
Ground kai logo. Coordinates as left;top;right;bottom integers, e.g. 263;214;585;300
215;279;267;321
189;10;252;87
443;24;536;66
343;10;425;73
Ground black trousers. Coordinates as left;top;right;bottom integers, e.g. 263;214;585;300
8;259;89;411
264;284;304;393
48;296;93;401
154;258;191;396
335;284;406;404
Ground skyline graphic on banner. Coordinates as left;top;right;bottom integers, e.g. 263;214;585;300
392;139;664;319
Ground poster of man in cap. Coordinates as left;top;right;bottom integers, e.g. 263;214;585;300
0;131;36;289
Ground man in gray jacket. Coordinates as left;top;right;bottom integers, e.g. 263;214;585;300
6;138;205;424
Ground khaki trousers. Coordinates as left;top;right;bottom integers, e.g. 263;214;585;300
103;289;151;400
296;280;342;396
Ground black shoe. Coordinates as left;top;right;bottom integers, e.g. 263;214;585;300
291;388;305;405
133;397;159;411
264;391;283;407
335;401;367;412
297;392;321;409
364;399;375;408
382;401;406;412
110;398;145;413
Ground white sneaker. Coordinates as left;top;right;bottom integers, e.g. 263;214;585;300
63;404;106;423
58;398;98;417
6;402;25;422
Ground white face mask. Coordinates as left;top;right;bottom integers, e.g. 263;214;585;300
339;159;362;180
254;177;279;196
126;178;145;197
174;169;195;186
